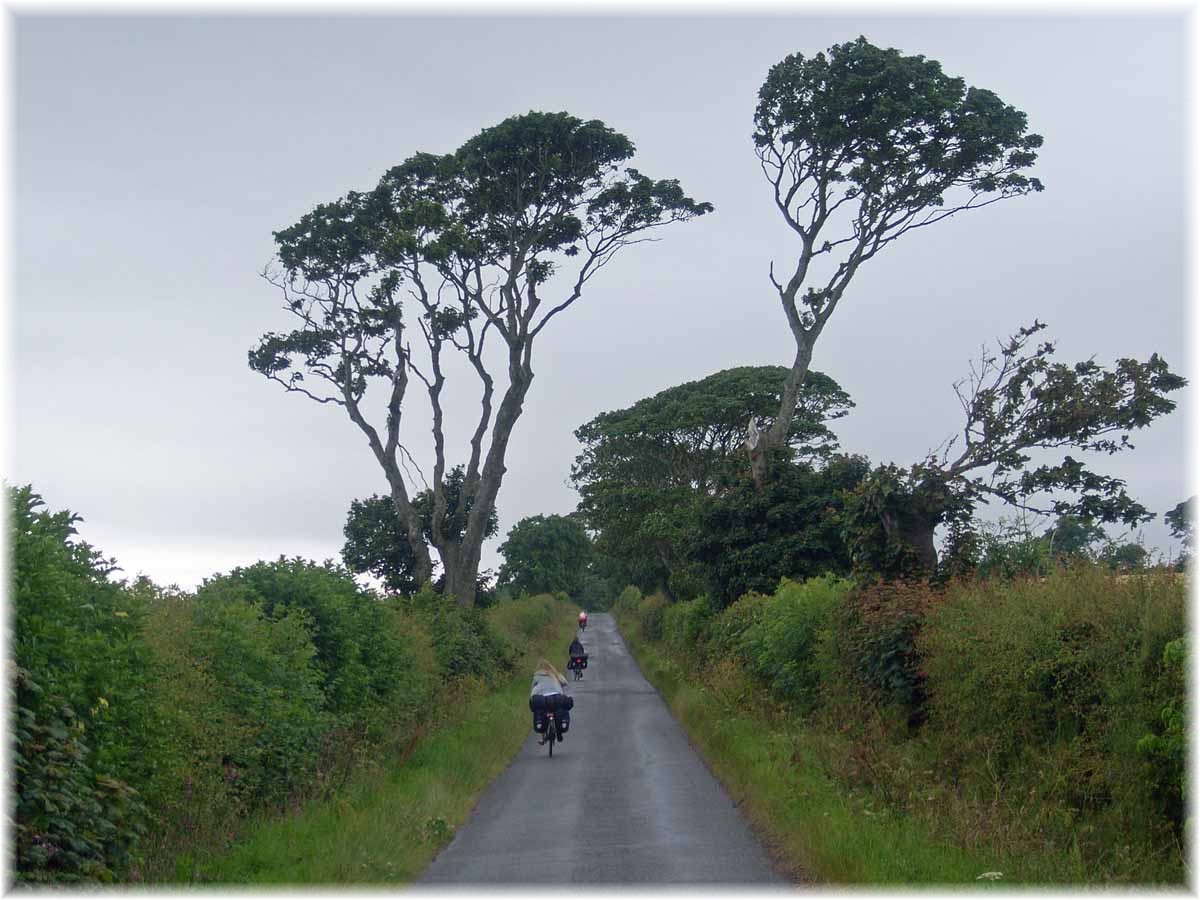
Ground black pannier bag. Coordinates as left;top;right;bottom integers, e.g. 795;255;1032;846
529;693;573;733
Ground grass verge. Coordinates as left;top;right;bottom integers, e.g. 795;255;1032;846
616;609;1062;886
180;597;579;884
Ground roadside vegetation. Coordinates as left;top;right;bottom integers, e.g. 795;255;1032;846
11;483;576;885
614;566;1186;885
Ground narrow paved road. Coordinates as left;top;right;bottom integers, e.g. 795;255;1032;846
419;613;787;885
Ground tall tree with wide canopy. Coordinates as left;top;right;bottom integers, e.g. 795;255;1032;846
250;111;710;607
749;37;1044;477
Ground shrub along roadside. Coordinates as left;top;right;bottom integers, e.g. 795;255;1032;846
178;593;580;884
10;483;575;885
613;567;1186;885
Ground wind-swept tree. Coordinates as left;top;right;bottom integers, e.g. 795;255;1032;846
251;112;710;607
749;37;1044;478
844;322;1185;575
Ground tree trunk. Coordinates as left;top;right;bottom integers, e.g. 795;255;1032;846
747;340;815;484
439;366;533;609
389;485;434;587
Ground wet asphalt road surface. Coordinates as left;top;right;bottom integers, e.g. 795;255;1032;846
418;613;788;886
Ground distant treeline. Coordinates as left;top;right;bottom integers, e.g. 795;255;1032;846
10;484;565;884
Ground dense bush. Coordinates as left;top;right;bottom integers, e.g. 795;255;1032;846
662;597;714;659
638;593;670;641
831;579;937;721
12;482;573;885
612;585;643;617
197;559;416;731
12;486;152;883
737;577;849;713
626;560;1187;879
919;567;1186;832
409;584;514;682
1137;636;1186;831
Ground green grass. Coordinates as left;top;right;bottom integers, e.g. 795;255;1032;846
178;597;579;885
616;610;1063;886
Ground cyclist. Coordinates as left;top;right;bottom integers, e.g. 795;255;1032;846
578;610;588;631
529;659;572;744
567;637;588;679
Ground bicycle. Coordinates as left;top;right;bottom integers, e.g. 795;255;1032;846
568;655;587;681
544;711;558;756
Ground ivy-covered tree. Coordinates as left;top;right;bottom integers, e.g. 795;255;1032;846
497;514;592;598
342;465;497;595
251;111;710;607
748;37;1043;477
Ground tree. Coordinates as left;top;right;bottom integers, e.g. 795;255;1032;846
1164;496;1194;568
571;366;853;596
342;465;498;595
1044;514;1106;561
846;322;1185;574
749;37;1043;476
1100;540;1149;573
497;514;592;598
250;111;710;607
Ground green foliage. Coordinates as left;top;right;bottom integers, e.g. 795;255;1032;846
976;516;1055;579
1044;514;1106;561
831;580;936;718
612;585;643;617
577;572;617;611
638;594;670;642
737;577;849;713
1136;637;1186;831
421;596;513;682
11;485;152;883
1100;540;1149;573
342;466;499;595
572;368;853;596
756;37;1044;226
662;598;715;659
919;567;1186;821
188;591;329;807
1164;497;1194;569
696;455;867;607
197;558;415;731
497;514;592;597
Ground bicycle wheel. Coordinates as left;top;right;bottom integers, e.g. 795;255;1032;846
547;717;554;757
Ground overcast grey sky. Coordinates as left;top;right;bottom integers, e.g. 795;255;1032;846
11;11;1191;589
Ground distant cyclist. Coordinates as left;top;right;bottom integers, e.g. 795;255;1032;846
578;610;588;631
